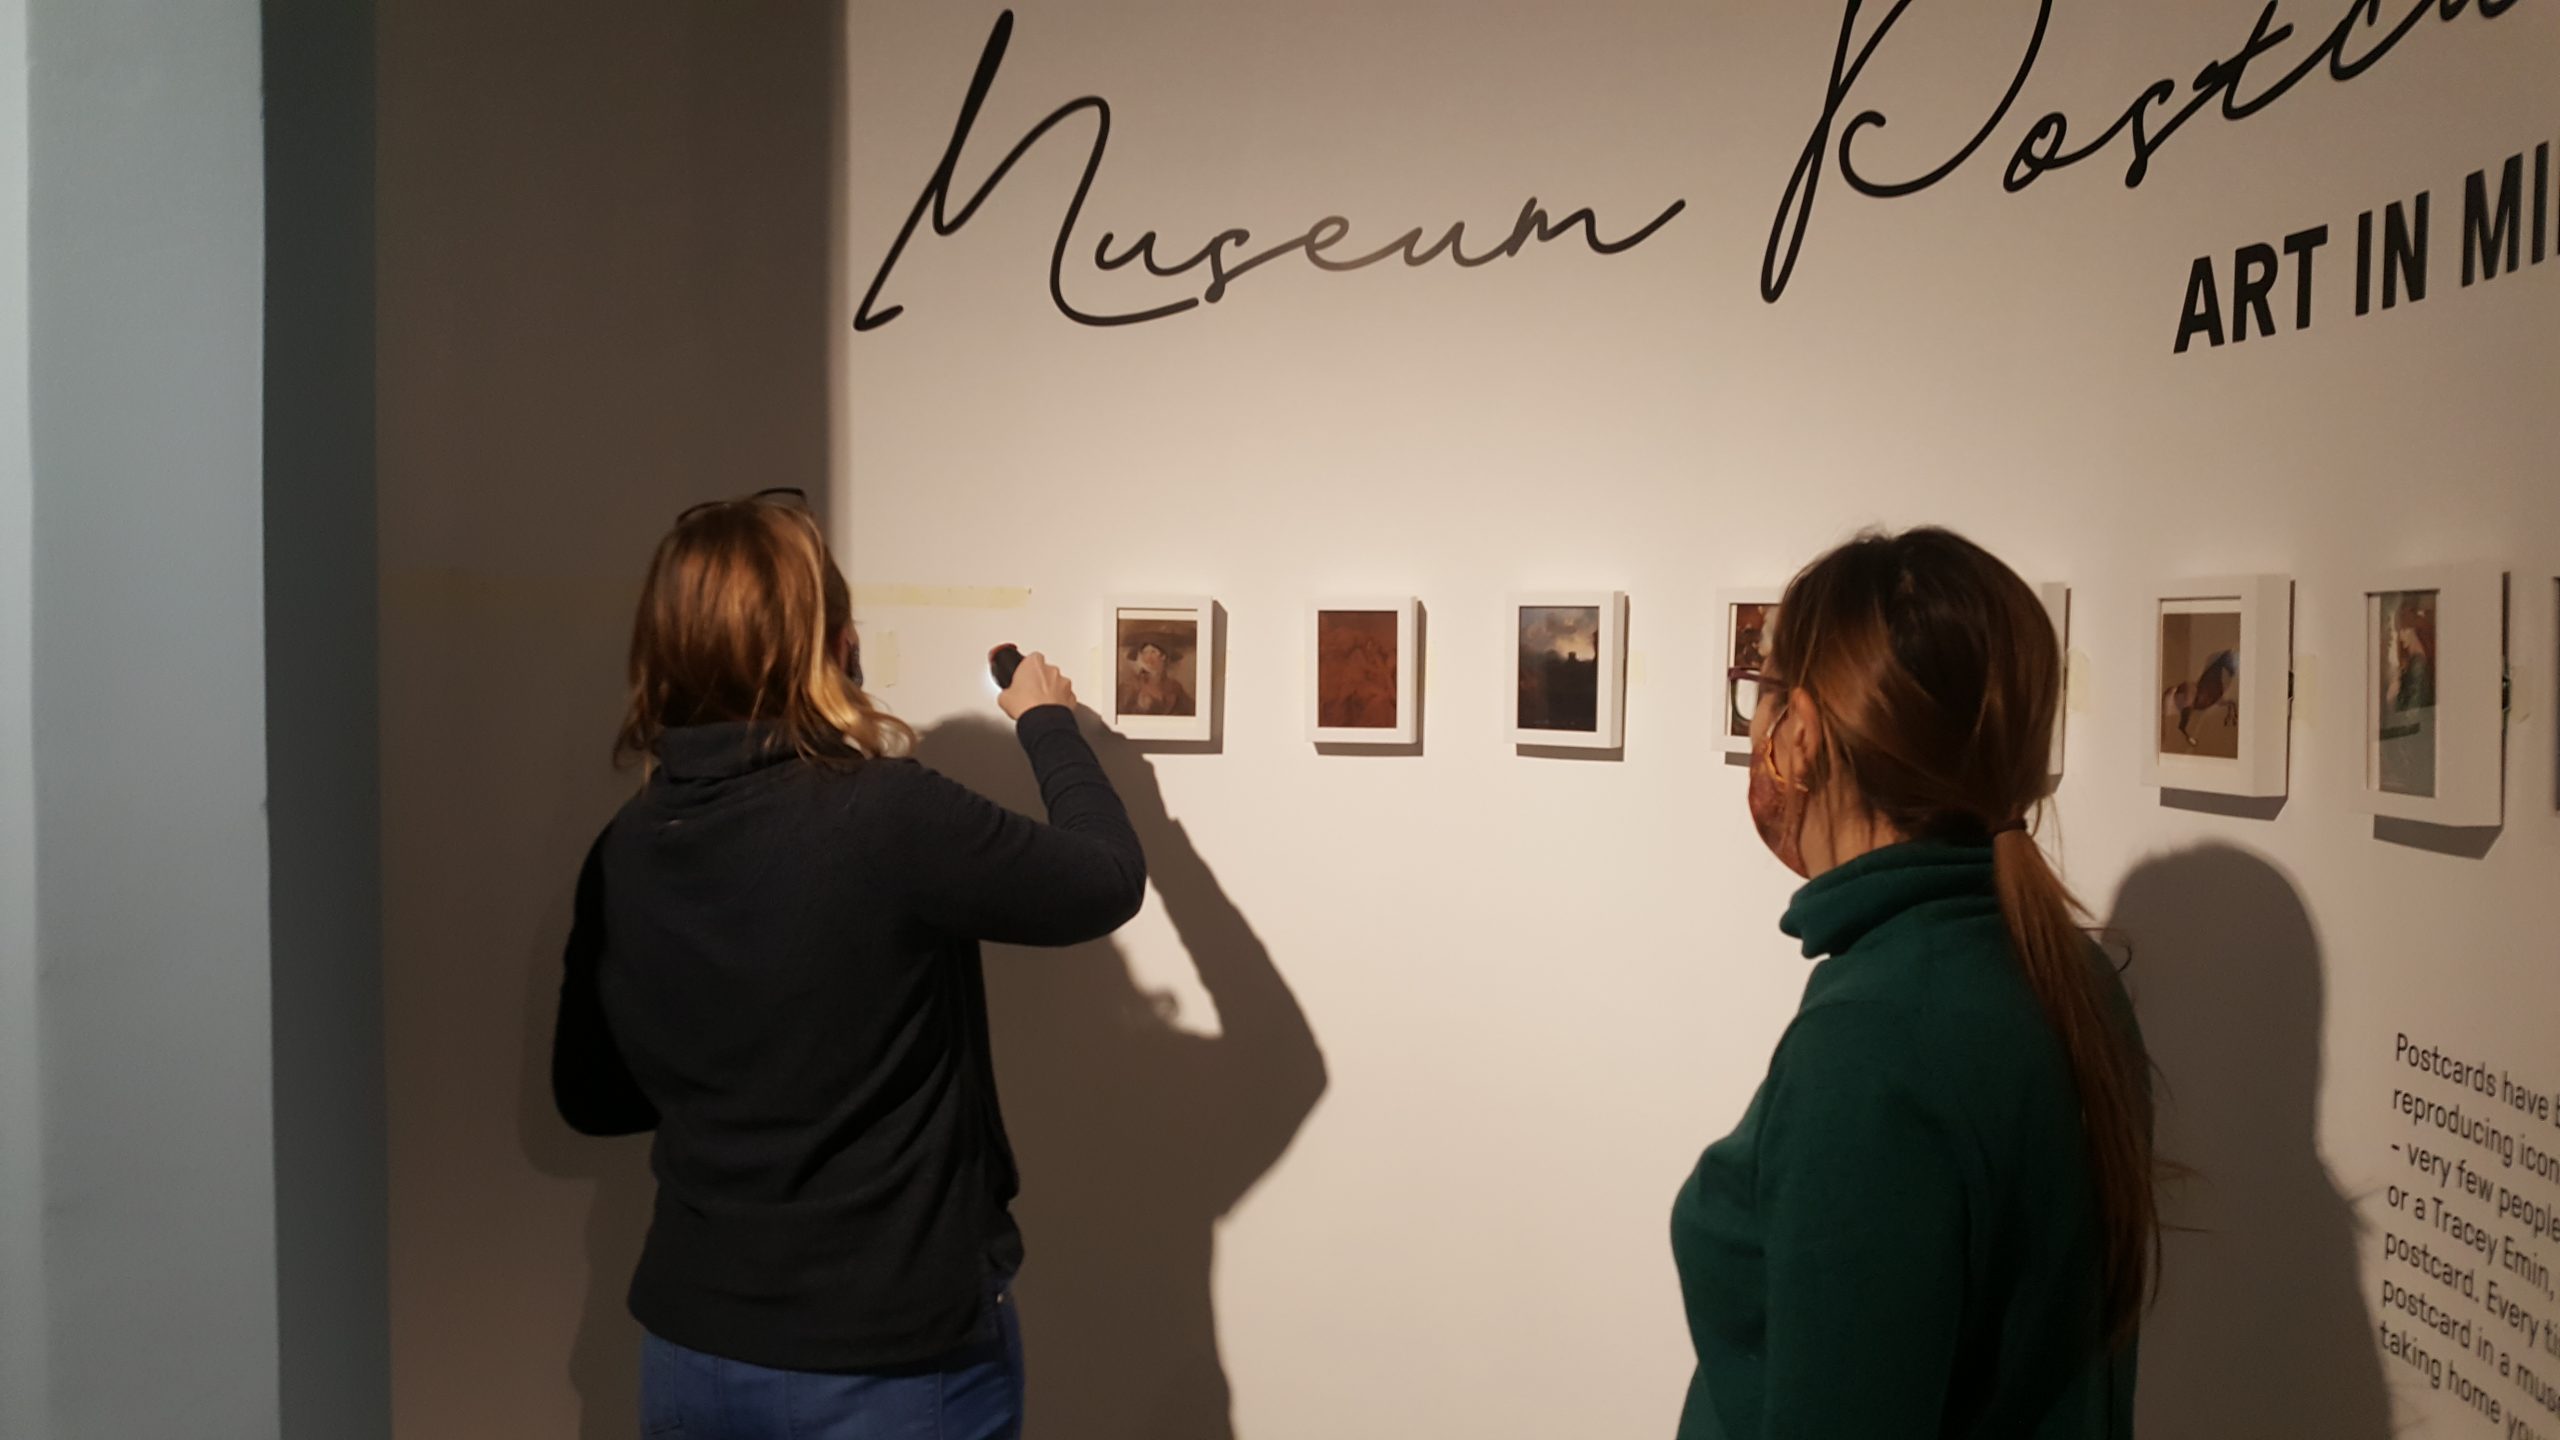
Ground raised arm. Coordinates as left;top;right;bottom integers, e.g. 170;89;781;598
874;705;1147;946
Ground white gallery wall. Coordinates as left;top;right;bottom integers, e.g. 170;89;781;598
842;4;2560;1438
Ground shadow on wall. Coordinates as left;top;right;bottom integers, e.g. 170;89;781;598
515;876;654;1440
2105;845;2392;1439
918;715;1330;1440
378;0;842;1433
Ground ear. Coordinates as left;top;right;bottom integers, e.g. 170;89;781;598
1772;686;1822;782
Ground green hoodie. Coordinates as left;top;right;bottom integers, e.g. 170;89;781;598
1671;841;2141;1439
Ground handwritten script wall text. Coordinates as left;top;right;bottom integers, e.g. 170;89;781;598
856;2;2521;330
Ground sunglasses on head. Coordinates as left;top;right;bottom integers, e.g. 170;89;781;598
676;486;809;525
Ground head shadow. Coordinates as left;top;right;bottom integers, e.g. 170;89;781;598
2102;843;2394;1438
917;712;1328;1440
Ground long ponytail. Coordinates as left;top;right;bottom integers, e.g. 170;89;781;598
1771;526;2160;1346
1992;825;2157;1343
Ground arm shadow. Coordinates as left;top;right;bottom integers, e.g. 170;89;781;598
917;713;1330;1440
2103;844;2397;1439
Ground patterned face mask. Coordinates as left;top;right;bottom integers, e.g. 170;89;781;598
1747;703;1809;880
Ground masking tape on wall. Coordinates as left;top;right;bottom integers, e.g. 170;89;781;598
852;584;1032;610
864;630;900;689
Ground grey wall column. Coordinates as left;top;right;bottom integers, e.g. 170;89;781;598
0;0;50;1436
263;0;389;1436
27;1;278;1435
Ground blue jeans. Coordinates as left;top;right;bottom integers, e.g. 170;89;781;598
639;1288;1023;1440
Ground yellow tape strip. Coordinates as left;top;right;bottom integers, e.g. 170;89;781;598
852;583;1032;611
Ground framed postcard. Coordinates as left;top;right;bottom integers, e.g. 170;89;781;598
2353;565;2506;827
2038;581;2071;778
1308;598;1419;746
2146;575;2292;798
1717;589;1783;755
1106;596;1215;743
1511;591;1627;750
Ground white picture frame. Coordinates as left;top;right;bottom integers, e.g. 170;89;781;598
1510;591;1627;750
2038;581;2072;779
2352;564;2506;828
1716;588;1784;755
1307;597;1420;746
2145;574;2292;799
1104;595;1216;743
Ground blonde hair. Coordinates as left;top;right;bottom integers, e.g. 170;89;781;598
616;495;914;769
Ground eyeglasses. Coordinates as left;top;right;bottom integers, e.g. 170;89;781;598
676;486;809;525
1728;667;1786;727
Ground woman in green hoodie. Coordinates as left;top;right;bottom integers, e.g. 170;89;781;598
1674;528;2156;1439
